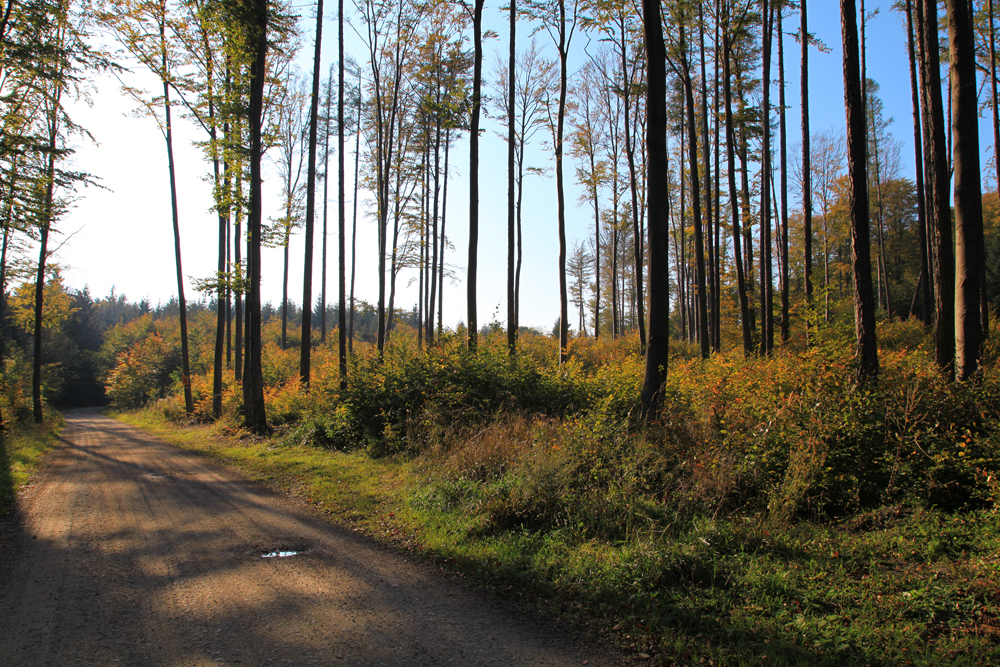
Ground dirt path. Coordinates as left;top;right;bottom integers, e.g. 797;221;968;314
0;409;626;666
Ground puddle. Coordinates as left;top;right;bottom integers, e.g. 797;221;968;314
261;550;300;558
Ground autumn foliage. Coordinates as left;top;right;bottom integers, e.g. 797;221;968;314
101;307;1000;522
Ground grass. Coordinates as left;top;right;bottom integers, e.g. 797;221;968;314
115;406;1000;667
0;414;63;522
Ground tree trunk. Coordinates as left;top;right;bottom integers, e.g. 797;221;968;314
621;12;646;354
555;0;571;364
905;0;931;324
32;146;54;423
917;0;955;376
337;0;347;388
321;68;333;345
300;0;324;388
467;0;484;351
778;3;789;344
724;4;753;355
680;20;709;360
948;0;986;380
698;3;716;353
641;0;668;416
349;78;361;352
507;0;517;355
206;48;227;418
841;0;879;384
160;10;193;414
281;224;290;350
760;0;773;356
736;67;757;342
234;171;243;382
439;129;451;335
801;0;814;341
243;0;269;433
987;0;998;338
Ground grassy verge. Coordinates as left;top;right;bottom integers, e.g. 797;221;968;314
115;407;1000;667
0;414;64;521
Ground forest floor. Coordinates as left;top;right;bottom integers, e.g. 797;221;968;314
0;408;626;666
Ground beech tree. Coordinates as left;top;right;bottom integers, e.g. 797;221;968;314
465;0;484;351
243;0;277;433
271;76;306;351
527;0;579;364
299;0;325;388
492;41;552;343
101;0;195;413
568;58;607;340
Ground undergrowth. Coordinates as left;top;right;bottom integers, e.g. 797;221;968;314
0;414;63;522
115;318;1000;665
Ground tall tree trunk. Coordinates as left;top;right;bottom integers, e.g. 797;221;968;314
158;7;193;414
321;68;333;345
621;12;646;354
555;0;572;364
698;3;716;353
870;127;892;321
439;130;450;335
243;0;269;433
234;172;243;382
948;0;986;380
300;0;324;388
507;0;517;355
32;140;55;423
337;0;347;388
427;119;440;346
0;170;15;428
917;0;955;376
641;0;668;416
207;46;226;418
987;0;998;338
349;81;361;352
467;0;484;351
841;0;879;384
679;112;687;342
681;19;709;359
281;224;290;349
760;0;773;356
778;3;789;344
801;0;813;341
736;67;757;342
724;4;753;355
905;0;931;324
713;0;723;351
163;85;193;414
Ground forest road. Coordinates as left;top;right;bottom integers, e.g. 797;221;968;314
0;409;627;667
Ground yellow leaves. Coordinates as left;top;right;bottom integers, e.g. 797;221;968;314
9;269;77;334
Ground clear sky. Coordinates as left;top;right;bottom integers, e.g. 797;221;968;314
52;1;990;333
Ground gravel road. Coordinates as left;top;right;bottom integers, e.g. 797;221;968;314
0;409;627;666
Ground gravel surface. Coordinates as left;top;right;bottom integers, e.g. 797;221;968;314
0;409;627;666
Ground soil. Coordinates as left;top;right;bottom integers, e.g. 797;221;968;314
0;408;628;666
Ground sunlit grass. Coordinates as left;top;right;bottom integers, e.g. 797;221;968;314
0;414;63;520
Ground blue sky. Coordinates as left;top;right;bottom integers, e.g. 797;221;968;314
55;1;983;332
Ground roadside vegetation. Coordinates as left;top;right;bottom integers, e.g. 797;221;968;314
0;417;63;522
105;305;1000;666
